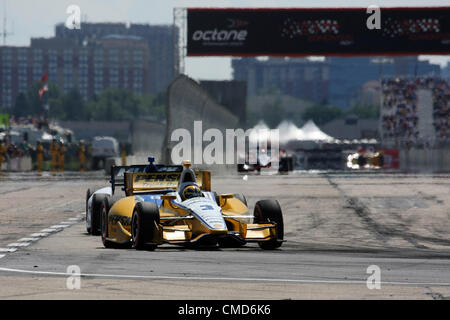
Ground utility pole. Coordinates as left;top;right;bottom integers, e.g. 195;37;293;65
1;0;13;45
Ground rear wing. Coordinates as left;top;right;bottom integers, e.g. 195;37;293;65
110;164;184;195
124;170;211;195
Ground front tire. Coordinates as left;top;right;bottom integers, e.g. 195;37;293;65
253;200;284;250
131;202;160;251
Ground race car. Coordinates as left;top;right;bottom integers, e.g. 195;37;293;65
98;160;284;250
85;159;160;235
346;148;400;170
237;146;295;173
86;185;111;235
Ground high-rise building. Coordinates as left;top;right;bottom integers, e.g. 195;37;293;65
232;56;441;109
327;56;441;109
232;57;329;106
54;22;176;94
0;36;150;110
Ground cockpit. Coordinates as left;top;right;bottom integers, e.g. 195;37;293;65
178;160;204;201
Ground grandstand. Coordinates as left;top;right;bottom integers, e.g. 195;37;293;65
381;77;450;148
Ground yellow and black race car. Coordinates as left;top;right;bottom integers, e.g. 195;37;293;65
99;160;284;250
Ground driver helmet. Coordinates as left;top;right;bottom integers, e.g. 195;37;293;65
181;184;202;200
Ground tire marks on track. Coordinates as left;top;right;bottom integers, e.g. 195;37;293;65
323;174;450;250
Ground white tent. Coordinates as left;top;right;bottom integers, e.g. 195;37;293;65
247;120;274;144
247;119;377;153
298;120;336;142
277;120;302;144
276;120;337;143
249;119;338;144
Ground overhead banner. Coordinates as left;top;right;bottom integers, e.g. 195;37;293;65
186;7;450;56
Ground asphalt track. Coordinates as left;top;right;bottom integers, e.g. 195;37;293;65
0;170;450;299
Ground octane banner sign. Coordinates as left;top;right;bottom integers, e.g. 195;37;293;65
187;7;450;56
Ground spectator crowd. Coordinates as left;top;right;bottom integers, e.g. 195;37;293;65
433;79;450;141
381;77;450;146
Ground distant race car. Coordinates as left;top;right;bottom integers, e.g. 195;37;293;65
97;160;284;250
237;147;295;173
346;148;400;170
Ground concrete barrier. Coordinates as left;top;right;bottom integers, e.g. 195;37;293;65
131;119;166;163
400;148;450;172
164;75;239;175
5;156;33;172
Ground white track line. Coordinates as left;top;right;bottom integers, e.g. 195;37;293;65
0;212;85;260
50;225;70;229
30;233;49;237
17;238;40;242
7;242;30;247
0;266;450;287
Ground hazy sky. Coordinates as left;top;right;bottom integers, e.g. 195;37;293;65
3;0;450;80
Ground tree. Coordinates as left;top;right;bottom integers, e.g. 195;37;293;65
138;92;166;121
347;104;379;119
12;81;63;119
62;89;86;120
12;85;168;122
12;93;30;117
86;89;136;121
262;99;285;128
302;105;343;125
46;83;64;119
85;89;166;121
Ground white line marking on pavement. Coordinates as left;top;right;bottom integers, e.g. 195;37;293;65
0;213;84;260
7;242;30;247
50;225;70;229
1;267;450;287
30;233;49;237
17;238;40;242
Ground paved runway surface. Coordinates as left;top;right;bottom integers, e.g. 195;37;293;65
1;170;450;299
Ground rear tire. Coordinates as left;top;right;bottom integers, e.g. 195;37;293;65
100;195;121;248
90;193;108;236
132;202;160;251
253;200;284;250
85;188;92;234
